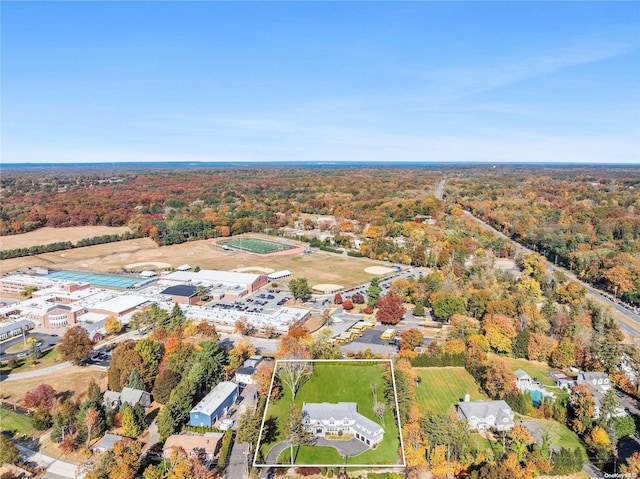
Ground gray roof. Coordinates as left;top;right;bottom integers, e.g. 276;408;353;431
94;433;124;452
457;400;513;423
515;369;531;379
579;371;609;381
191;381;238;416
0;319;34;336
103;390;121;406
236;366;256;376
120;387;150;406
302;402;383;442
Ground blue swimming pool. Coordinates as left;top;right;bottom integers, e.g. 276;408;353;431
47;270;150;289
527;389;543;406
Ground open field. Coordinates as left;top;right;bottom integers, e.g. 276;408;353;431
260;361;401;466
1;235;383;288
488;354;556;387
414;367;488;414
219;237;297;254
0;226;131;250
0;407;38;436
1;366;108;405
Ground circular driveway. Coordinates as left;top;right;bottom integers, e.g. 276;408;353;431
0;333;60;360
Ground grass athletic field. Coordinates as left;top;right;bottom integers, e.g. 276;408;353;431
415;367;488;414
259;361;402;466
219;237;297;254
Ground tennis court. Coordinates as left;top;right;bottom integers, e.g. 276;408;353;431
47;270;145;289
219;238;297;255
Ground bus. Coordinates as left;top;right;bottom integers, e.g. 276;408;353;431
380;329;396;341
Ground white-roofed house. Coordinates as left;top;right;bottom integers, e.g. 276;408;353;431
302;402;384;447
456;398;515;432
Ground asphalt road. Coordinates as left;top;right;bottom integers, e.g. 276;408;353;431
0;333;60;360
462;210;640;339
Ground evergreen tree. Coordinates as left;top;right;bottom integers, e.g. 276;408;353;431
512;329;530;359
367;278;381;306
128;371;145;390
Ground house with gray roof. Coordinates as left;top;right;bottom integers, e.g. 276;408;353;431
575;371;625;419
302;402;384;447
456;398;514;432
93;433;125;453
102;387;151;410
120;387;152;408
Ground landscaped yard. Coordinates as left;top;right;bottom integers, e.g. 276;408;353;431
260;361;402;466
1;348;61;376
536;418;586;456
488;354;557;387
0;407;37;437
414;367;487;414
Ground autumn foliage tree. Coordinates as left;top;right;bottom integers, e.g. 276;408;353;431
58;325;94;365
482;359;517;399
399;328;424;351
376;294;406;325
24;383;57;412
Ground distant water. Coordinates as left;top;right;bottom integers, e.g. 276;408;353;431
2;161;637;171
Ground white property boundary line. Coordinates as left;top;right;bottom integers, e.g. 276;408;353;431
253;358;407;469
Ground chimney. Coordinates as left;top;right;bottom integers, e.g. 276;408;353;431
464;393;470;402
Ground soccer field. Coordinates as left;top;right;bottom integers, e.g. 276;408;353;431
219;237;296;254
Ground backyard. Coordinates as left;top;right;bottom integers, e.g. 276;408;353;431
0;407;37;437
259;361;402;466
414;367;488;414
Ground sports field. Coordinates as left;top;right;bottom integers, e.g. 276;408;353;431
219;237;297;254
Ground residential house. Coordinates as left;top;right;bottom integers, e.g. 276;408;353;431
549;371;573;391
93;434;125;453
456;397;515;432
302;402;384;447
189;382;238;427
102;387;151;410
163;433;223;462
576;371;625;419
515;369;533;390
234;355;263;385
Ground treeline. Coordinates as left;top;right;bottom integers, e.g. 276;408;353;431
0;231;142;260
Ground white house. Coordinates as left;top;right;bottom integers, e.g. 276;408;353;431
575;371;626;419
456;397;515;432
302;402;384;447
515;369;533;390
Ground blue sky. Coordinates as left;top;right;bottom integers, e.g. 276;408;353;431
2;2;639;164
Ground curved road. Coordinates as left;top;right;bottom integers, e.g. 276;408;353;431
462;210;640;338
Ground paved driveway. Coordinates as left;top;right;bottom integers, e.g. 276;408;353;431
313;437;369;458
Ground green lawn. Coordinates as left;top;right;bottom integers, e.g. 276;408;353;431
536;419;586;456
488;354;556;387
1;348;61;376
414;367;487;414
0;407;37;436
261;361;401;465
278;445;344;465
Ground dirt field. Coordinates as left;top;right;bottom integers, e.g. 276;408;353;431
0;235;388;288
2;366;108;405
0;226;131;250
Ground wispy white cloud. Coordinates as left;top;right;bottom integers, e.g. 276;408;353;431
403;40;637;104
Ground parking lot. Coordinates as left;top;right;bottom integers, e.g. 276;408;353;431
208;288;292;316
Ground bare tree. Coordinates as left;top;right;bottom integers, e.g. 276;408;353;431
371;382;385;425
278;359;312;401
